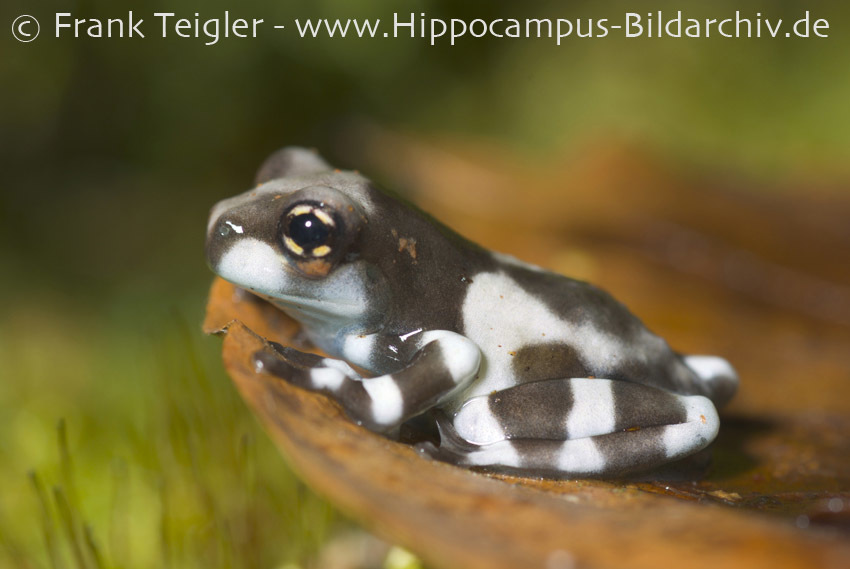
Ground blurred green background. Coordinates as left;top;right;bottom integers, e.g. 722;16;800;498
1;0;848;567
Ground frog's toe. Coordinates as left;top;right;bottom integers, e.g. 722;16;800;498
253;345;359;390
268;343;326;369
414;441;442;461
253;349;313;388
411;410;482;466
415;438;476;466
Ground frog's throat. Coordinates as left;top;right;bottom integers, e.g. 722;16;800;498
257;292;368;329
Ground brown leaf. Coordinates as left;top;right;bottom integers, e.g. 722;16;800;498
205;136;850;568
206;278;850;569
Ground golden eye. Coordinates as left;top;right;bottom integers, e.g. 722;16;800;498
282;204;336;257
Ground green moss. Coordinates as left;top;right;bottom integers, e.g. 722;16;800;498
0;294;346;569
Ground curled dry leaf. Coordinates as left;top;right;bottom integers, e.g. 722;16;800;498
205;277;850;569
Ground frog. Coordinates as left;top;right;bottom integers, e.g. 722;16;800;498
205;146;738;478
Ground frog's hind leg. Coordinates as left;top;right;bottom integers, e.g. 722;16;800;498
438;378;719;477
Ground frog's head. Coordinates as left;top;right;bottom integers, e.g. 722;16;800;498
205;147;389;334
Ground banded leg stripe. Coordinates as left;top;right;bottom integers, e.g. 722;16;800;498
461;397;719;477
450;377;720;477
254;332;480;431
455;378;693;445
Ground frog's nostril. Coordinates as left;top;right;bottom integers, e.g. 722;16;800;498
206;217;246;269
217;219;245;238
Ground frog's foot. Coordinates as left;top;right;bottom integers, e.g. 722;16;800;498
253;344;387;425
683;355;738;408
415;411;478;464
253;332;480;432
442;378;720;478
254;342;361;390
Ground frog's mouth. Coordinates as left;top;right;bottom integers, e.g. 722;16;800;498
213;238;289;295
212;236;378;332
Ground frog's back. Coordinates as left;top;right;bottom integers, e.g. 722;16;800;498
450;255;705;410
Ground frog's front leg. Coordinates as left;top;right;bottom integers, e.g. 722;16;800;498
253;331;480;432
432;378;719;478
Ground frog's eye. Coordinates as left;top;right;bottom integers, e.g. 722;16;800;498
276;186;362;277
281;203;336;258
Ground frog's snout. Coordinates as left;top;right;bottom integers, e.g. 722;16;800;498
204;194;296;298
205;195;259;274
205;195;259;268
205;213;235;271
205;202;227;267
